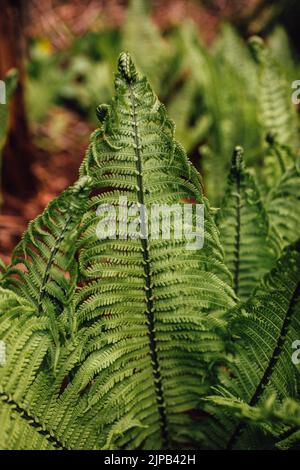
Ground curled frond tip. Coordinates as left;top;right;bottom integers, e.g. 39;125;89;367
118;52;138;84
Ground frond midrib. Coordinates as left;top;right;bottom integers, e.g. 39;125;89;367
233;166;241;296
227;280;300;449
37;214;73;314
128;82;169;448
0;391;67;450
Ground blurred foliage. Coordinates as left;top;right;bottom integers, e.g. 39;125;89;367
25;0;300;205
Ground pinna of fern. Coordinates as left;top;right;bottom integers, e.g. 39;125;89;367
0;52;236;450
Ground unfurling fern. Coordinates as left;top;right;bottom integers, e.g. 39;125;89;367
0;53;235;450
201;241;300;449
216;146;280;301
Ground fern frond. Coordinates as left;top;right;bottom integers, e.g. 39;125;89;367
259;132;297;194
200;241;300;449
3;176;92;367
267;154;300;248
216;146;280;301
204;393;300;450
0;53;235;450
249;36;299;151
77;52;235;449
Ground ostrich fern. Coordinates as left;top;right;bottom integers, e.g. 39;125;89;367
0;51;299;451
266;138;300;248
0;53;235;450
202;241;300;449
216;146;280;301
71;52;235;449
249;36;299;152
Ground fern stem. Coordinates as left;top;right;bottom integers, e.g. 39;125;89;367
0;392;67;449
273;145;286;175
227;281;300;449
37;215;72;314
233;155;241;297
128;84;169;449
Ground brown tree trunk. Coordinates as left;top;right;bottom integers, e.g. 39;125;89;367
0;0;37;203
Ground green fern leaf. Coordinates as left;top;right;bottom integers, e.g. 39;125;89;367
204;393;300;450
0;53;235;450
201;241;300;449
216;146;280;301
267;153;300;248
76;52;235;449
249;36;299;151
3;176;92;367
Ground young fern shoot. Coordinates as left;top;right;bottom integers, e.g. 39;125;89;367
216;146;280;301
